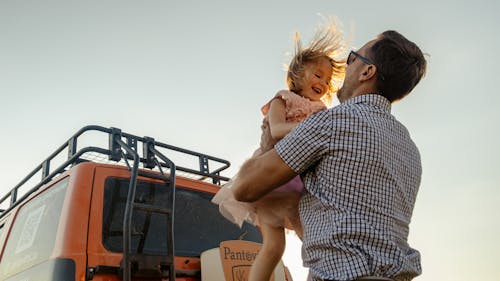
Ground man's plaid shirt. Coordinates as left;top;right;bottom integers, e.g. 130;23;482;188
275;94;422;281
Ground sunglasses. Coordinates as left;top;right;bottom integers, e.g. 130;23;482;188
347;50;385;80
347;50;375;66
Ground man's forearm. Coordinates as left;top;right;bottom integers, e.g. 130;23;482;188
232;149;297;202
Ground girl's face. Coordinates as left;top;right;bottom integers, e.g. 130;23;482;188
299;57;333;102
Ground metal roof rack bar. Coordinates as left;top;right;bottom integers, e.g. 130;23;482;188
0;125;230;219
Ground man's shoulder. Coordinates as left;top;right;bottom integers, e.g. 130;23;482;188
318;102;363;122
331;102;356;112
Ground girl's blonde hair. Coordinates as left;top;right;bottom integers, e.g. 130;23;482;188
286;17;347;105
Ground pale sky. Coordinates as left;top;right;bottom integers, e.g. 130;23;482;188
1;0;499;280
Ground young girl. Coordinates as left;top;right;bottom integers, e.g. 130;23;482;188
212;19;346;281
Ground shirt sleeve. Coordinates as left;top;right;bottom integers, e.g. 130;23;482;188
261;90;293;117
275;109;332;174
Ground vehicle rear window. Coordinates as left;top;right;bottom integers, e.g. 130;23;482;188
0;177;69;279
102;177;262;257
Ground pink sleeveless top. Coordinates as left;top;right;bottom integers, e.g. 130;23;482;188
261;90;327;123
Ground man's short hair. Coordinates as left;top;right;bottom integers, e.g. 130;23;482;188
370;30;427;102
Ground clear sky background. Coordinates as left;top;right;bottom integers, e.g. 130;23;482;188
1;0;499;280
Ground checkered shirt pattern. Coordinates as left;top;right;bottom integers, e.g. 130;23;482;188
275;94;422;281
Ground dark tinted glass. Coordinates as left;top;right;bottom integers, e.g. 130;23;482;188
102;177;262;257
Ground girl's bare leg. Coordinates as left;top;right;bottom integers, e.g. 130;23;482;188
248;223;286;281
288;214;303;240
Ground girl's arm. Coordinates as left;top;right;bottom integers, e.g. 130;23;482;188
267;98;299;140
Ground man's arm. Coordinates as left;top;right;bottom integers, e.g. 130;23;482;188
232;148;297;202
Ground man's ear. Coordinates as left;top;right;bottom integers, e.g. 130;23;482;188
359;65;378;82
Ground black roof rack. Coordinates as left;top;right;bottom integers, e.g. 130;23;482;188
0;125;230;219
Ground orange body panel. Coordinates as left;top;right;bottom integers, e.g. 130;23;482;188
54;163;96;280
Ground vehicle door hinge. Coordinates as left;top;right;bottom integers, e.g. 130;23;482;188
86;267;95;280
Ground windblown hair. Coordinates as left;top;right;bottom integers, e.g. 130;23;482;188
286;18;347;105
369;30;427;102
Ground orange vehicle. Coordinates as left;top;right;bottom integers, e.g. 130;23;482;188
0;125;290;281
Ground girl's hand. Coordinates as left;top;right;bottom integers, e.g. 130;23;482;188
260;119;277;153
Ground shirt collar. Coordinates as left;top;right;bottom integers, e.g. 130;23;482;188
342;93;391;112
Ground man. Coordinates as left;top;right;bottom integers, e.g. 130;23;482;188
232;30;427;281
